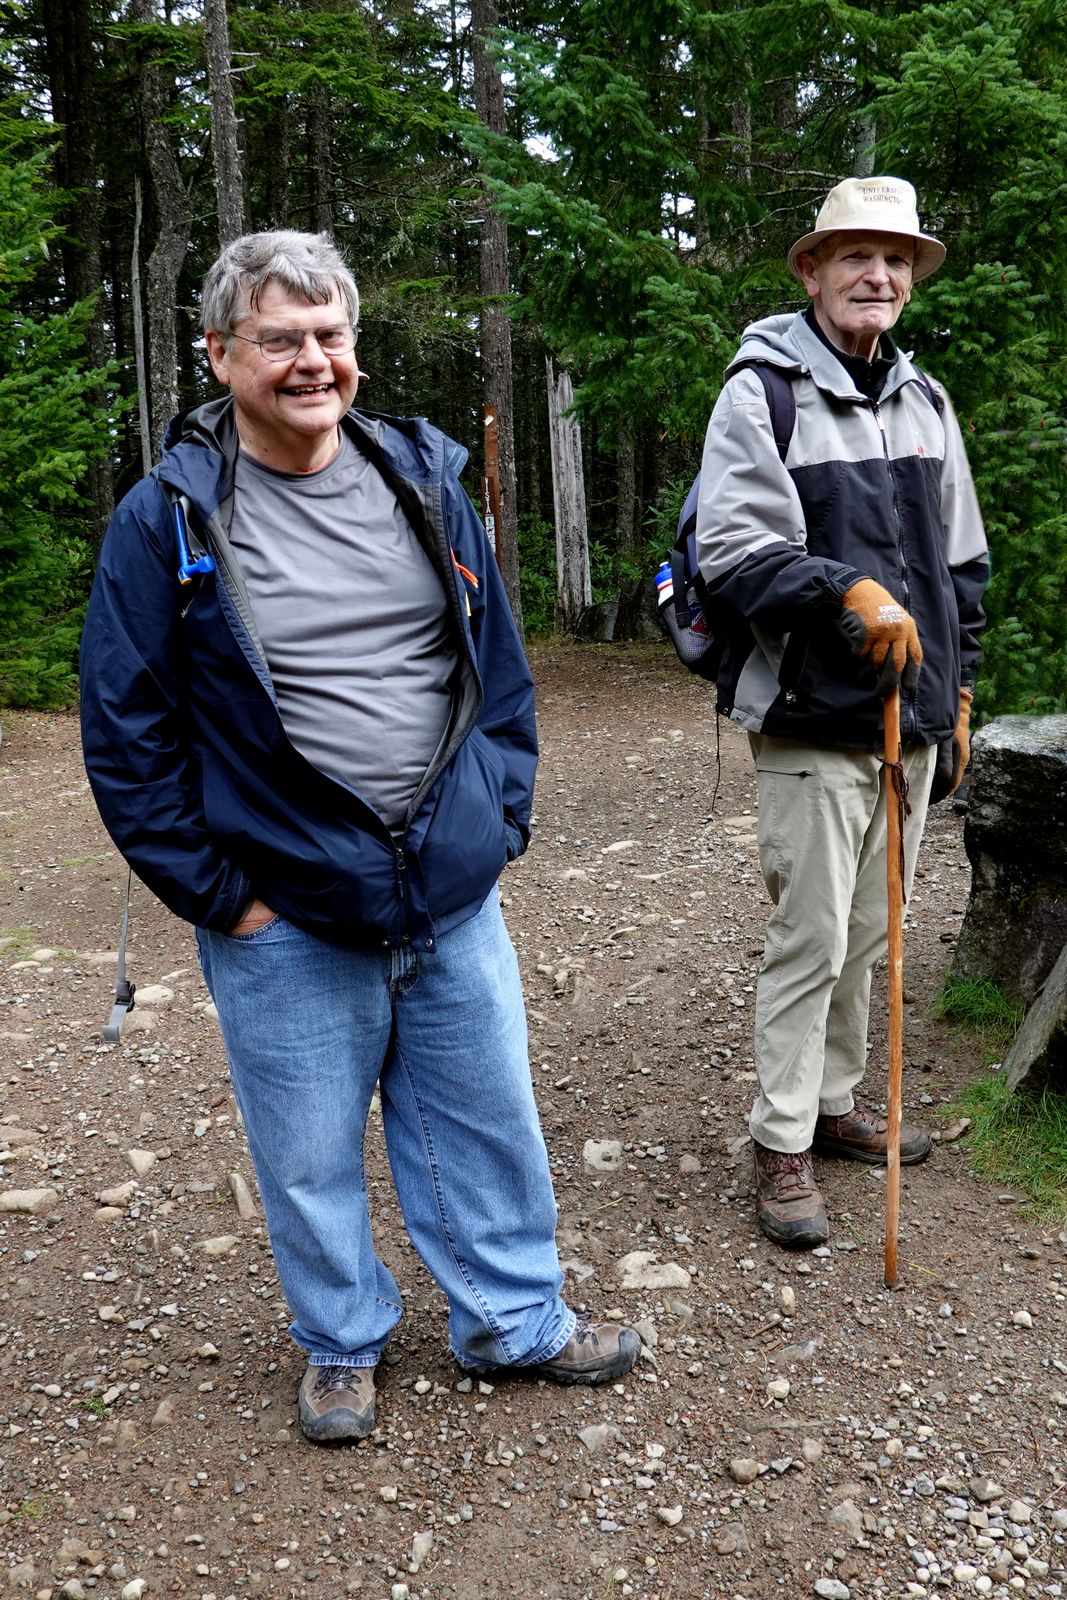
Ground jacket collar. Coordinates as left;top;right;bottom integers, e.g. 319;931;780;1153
156;396;467;525
790;311;926;405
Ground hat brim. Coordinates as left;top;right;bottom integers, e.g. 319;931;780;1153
787;227;946;283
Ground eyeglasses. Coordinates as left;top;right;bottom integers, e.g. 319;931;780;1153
228;325;359;362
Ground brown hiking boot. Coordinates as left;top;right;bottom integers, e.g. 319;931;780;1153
813;1103;931;1166
463;1321;641;1387
753;1142;829;1250
528;1322;640;1386
298;1363;376;1443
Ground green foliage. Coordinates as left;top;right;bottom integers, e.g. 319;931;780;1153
232;0;481;429
1;0;1062;696
519;508;664;635
644;475;692;558
869;0;1067;714
936;974;1025;1060
474;0;1067;693
0;106;114;707
939;969;1064;1217
953;1071;1067;1219
517;512;558;635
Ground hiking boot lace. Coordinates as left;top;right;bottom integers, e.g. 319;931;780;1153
758;1148;815;1193
313;1365;367;1396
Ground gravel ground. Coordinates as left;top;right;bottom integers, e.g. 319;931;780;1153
0;640;1064;1600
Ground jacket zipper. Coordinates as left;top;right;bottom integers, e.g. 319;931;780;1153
181;431;479;950
209;548;416;946
400;473;483;828
395;844;409;942
870;400;917;741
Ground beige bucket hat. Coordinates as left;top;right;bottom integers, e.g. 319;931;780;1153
787;175;946;282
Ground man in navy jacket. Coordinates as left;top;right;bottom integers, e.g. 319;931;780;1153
81;230;637;1442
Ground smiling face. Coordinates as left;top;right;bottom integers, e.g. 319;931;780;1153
206;279;359;473
795;232;915;360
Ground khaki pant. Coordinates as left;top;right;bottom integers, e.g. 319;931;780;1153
747;736;936;1153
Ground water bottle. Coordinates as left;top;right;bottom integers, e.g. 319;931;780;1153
655;561;674;608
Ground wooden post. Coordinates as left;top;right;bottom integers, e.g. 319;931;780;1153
545;357;591;631
483;406;503;574
884;687;905;1288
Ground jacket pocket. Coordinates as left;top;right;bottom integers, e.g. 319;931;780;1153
417;729;510;914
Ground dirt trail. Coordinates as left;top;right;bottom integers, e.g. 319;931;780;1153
0;641;1063;1600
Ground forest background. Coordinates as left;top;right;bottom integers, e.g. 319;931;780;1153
1;0;1065;717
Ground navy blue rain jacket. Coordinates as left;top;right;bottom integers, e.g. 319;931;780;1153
80;400;537;952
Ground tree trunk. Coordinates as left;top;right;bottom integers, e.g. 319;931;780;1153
471;0;522;633
545;358;590;631
614;424;636;564
521;335;542;522
131;178;153;477
135;0;192;460
693;79;710;253
264;94;291;226
40;0;114;545
853;113;877;177
307;94;334;233
203;0;247;243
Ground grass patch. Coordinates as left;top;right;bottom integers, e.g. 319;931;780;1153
935;975;1025;1062
938;974;1066;1219
0;925;36;959
955;1072;1067;1220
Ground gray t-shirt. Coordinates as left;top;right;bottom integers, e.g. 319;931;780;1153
229;433;457;831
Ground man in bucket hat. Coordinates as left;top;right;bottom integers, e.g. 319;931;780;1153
694;177;989;1248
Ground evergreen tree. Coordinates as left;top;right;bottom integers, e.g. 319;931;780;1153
0;106;114;705
871;0;1067;713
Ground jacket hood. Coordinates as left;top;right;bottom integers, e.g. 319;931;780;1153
726;309;926;404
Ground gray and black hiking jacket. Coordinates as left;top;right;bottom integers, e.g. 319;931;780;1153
695;311;989;749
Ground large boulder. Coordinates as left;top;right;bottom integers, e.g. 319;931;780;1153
953;714;1067;1007
1002;939;1067;1093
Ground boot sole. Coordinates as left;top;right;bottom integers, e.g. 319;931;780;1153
757;1209;829;1250
470;1330;641;1387
532;1336;640;1386
298;1399;376;1443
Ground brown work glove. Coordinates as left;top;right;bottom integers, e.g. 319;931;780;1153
840;578;923;694
929;686;974;804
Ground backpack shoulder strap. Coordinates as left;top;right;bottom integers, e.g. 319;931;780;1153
149;470;216;586
732;360;796;464
912;365;945;416
676;362;795;543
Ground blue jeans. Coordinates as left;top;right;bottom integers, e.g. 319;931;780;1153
196;892;573;1369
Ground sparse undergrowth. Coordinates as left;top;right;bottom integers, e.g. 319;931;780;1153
939;975;1066;1220
954;1071;1067;1221
936;974;1025;1062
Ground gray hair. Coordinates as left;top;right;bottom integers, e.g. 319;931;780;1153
201;230;359;334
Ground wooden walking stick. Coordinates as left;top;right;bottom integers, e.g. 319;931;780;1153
883;686;908;1287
